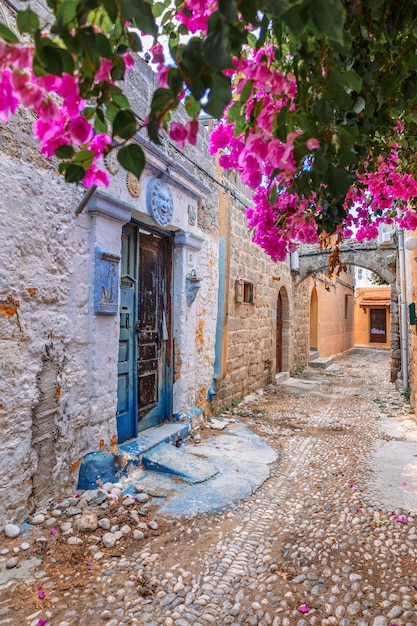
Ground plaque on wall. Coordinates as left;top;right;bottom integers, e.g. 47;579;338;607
146;177;173;227
94;248;120;315
126;172;141;197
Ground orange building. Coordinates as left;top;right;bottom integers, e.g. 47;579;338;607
309;269;355;358
354;286;391;349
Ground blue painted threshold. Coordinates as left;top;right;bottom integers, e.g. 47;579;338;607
77;416;192;491
142;442;218;484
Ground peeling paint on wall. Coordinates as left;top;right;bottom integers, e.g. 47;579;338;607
30;344;61;513
195;319;205;350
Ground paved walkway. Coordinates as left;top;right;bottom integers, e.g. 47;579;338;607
1;348;417;626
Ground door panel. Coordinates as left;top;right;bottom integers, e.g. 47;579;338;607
276;292;283;373
116;227;137;442
370;308;387;343
137;231;172;432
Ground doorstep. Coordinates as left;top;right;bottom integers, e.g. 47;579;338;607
77;417;192;491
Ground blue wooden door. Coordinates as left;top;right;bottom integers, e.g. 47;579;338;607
117;225;172;442
117;225;137;442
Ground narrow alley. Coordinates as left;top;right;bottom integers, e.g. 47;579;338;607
2;348;417;626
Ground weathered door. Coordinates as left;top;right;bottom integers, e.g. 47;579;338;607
370;308;387;343
137;230;172;432
117;225;172;442
276;291;283;373
117;225;137;442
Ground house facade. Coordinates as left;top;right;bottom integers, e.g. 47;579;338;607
0;20;361;524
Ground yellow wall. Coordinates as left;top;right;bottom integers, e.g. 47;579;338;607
310;272;355;358
354;286;391;348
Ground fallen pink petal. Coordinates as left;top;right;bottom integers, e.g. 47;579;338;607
349;483;357;488
401;482;408;487
37;620;48;626
396;515;407;523
298;603;310;614
411;584;417;592
37;587;46;599
50;528;58;535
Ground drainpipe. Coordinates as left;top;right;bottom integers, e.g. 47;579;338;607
397;228;409;393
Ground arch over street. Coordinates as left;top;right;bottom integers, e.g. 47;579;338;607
295;240;399;382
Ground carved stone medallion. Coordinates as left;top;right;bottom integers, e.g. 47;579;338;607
103;150;120;176
126;172;141;197
146;177;173;227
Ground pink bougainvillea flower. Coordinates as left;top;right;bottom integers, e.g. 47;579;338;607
68;115;93;145
306;138;320;150
298;603;310;614
169;122;188;148
37;620;48;626
50;528;58;535
396;515;407;523
401;482;408;487
357;508;363;514
82;164;110;188
37;586;46;599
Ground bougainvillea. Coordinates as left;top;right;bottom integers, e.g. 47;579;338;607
1;1;417;261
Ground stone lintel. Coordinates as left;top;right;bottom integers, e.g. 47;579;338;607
87;190;133;225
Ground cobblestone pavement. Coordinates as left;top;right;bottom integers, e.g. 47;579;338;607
2;348;417;626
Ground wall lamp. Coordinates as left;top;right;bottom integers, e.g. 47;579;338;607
404;237;417;251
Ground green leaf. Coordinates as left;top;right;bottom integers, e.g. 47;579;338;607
204;72;232;118
64;164;86;183
117;143;146;179
73;149;94;169
150;87;177;116
185;94;201;119
111;56;127;81
218;0;238;22
227;100;243;123
310;0;346;44
203;13;233;71
121;0;157;36
0;23;19;44
240;80;253;104
343;70;362;93
112;109;138;139
17;8;40;34
55;145;75;159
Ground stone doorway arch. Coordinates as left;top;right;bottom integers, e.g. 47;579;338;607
296;241;399;381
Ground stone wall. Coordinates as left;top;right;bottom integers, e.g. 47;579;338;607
213;174;295;409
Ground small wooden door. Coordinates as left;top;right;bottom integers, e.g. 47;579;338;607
276;292;283;373
117;225;172;442
370;308;387;343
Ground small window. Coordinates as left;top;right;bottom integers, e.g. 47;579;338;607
235;280;255;304
357;269;363;279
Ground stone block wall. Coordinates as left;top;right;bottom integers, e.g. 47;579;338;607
213;176;295;409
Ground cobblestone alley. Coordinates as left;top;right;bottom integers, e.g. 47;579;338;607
2;348;417;626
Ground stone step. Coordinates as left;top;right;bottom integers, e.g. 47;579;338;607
142;441;218;484
77;419;192;491
309;357;334;369
275;371;290;384
309;349;319;361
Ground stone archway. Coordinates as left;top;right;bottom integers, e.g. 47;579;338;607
296;240;399;381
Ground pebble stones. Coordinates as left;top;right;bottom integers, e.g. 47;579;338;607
0;352;415;626
4;524;20;539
